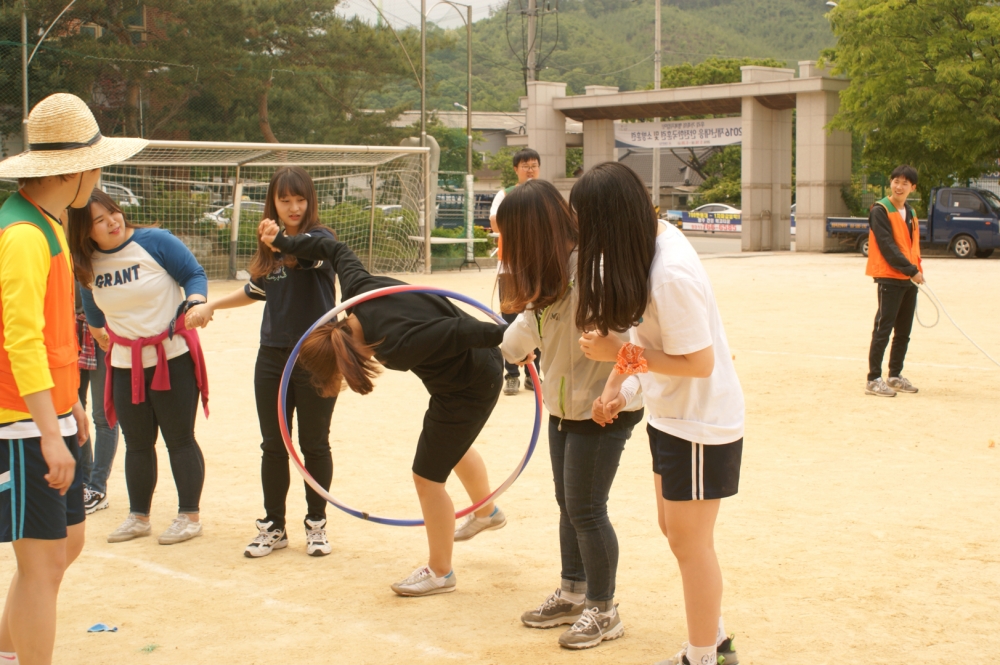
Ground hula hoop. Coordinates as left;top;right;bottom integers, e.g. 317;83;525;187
278;285;541;527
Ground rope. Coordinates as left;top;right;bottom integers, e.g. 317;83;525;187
915;280;999;368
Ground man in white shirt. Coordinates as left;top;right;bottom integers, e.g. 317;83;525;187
490;149;541;395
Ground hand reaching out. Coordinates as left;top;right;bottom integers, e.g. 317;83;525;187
185;302;214;329
259;218;280;252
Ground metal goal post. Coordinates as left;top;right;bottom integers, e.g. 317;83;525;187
98;140;432;279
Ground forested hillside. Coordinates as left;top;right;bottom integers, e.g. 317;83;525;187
369;0;836;115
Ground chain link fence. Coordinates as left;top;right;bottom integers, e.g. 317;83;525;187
71;141;429;279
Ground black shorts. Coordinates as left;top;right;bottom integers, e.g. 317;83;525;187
413;348;503;483
648;424;742;501
0;434;85;541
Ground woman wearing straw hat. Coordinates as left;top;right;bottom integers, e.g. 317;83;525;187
0;93;146;665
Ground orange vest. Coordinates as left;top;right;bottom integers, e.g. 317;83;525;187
865;197;922;280
0;192;80;415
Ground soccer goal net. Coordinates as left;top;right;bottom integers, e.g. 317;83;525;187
98;141;430;279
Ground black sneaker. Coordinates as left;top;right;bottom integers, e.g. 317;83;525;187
503;375;520;396
83;488;109;515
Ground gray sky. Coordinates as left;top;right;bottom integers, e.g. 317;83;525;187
337;0;505;30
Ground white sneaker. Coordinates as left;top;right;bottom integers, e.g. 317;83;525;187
107;514;152;543
390;566;457;597
83;487;109;515
454;506;507;542
244;520;288;558
305;518;332;557
158;514;203;545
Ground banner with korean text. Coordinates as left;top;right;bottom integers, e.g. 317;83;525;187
614;117;742;149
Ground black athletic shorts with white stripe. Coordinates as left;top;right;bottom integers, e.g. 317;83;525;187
648;424;742;501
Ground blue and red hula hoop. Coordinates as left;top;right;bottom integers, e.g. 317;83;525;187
278;285;541;527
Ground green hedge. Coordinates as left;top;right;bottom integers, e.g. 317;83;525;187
430;226;491;258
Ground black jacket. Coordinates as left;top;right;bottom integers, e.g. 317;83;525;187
272;231;504;394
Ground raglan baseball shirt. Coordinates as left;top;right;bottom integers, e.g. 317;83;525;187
81;227;207;369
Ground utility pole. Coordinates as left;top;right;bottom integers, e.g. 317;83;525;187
466;4;472;176
21;6;29;148
526;0;537;83
420;0;427;150
651;0;661;211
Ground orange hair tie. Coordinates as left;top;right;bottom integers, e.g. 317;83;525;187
614;343;648;375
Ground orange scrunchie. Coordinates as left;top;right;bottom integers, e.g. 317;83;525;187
614;343;648;375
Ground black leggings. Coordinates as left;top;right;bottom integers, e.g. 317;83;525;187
113;352;205;515
255;345;336;530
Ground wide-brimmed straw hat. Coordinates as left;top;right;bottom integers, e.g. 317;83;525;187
0;93;148;178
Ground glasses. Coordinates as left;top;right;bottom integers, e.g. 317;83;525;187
518;163;540;172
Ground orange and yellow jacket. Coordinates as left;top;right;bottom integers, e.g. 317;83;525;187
0;191;80;424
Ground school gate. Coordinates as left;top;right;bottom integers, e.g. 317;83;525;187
522;61;851;252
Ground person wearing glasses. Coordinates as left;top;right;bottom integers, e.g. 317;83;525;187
489;148;542;396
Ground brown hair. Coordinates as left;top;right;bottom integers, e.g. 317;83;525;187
297;320;381;397
248;166;323;280
66;188;135;289
496;179;577;314
571;162;657;335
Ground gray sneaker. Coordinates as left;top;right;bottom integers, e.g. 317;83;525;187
865;377;896;397
107;514;152;543
158;514;203;545
503;375;520;396
558;605;624;649
390;566;456;597
887;375;918;393
454;506;506;542
521;589;586;628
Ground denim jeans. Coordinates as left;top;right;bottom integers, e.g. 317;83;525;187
78;346;120;495
549;419;632;606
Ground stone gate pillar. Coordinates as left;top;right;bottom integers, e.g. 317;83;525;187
582;85;618;172
741;66;794;252
526;81;568;184
795;61;852;251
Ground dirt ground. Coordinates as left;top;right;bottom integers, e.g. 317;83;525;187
2;249;998;665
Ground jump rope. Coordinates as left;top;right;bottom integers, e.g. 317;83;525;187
278;285;542;527
914;279;1000;369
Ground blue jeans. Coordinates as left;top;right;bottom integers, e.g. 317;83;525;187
78;346;120;495
549;418;631;607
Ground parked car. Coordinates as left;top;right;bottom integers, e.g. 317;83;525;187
826;186;1000;258
363;204;405;222
202;201;266;227
791;203;796;235
101;182;141;207
692;203;742;215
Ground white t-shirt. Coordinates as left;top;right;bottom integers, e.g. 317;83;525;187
630;223;744;444
489;187;505;219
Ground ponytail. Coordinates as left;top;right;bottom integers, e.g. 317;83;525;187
298;321;381;397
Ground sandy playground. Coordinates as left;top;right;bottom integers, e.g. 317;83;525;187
1;248;998;665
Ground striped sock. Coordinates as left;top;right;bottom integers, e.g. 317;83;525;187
0;650;19;664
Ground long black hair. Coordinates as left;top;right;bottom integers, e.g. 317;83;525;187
571;162;657;335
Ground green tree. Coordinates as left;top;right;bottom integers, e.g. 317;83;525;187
487;146;518;188
824;0;1000;198
423;114;484;175
659;56;786;88
694;145;741;206
1;0;421;145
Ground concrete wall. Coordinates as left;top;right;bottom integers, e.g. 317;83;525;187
740;67;794;251
795;61;852;251
526;82;568;184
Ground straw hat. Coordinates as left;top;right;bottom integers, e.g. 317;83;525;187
0;93;148;178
